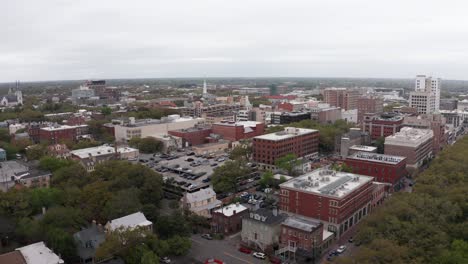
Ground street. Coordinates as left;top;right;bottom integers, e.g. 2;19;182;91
172;234;268;264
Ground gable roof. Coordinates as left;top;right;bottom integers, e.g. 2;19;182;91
0;251;26;264
16;241;64;264
108;212;152;231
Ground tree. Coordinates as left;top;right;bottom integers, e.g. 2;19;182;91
104;188;143;220
259;171;274;188
44;227;77;262
29;188;65;214
101;106;112;116
39;156;74;172
51;163;89;188
211;160;251;193
275;153;300;175
374;136;385;154
166;235;191;256
229;144;252;161
95;228;154;260
26;144;47;160
129;137;163;153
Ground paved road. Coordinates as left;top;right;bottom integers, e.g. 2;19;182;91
173;234;268;264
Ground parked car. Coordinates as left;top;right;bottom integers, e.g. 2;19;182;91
348;237;354;243
211;163;218;167
201;234;213;240
264;188;273;194
160;257;171;263
238;247;252;254
336;245;347;254
186;158;194;162
202;177;211;183
269;256;282;264
252;252;266;259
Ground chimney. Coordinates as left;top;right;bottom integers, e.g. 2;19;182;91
92;220;97;227
42;207;47;215
272;207;278;216
233;210;236;215
97;223;103;232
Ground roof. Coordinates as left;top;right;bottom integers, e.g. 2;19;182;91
245;208;287;225
348;152;406;165
108;212;152;231
73;225;106;260
0;161;29;183
280;169;374;198
254;127;318;141
348;145;377;152
213;203;248;217
184;187;217;203
70;145;138;159
40;124;88;131
385;127;433;147
16;242;64;264
282;216;322;232
0;251;26;264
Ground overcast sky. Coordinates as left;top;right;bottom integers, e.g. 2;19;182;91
2;0;468;82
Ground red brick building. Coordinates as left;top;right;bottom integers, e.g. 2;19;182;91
357;96;384;123
362;113;404;140
322;88;359;110
344;152;407;190
211;203;249;235
279;216;324;256
168;126;213;146
279;169;374;237
39;124;89;144
211;121;265;142
253;127;319;170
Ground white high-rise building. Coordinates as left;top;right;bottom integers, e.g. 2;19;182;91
410;75;441;114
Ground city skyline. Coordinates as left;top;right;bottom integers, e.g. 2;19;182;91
3;0;468;82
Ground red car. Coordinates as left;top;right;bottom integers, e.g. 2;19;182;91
238;247;252;254
269;256;282;264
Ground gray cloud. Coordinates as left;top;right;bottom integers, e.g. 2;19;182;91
2;0;468;81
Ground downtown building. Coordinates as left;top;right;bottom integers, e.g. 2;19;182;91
270;112;311;125
322;88;359;111
252;127;319;170
39;124;89;144
279;169;374;237
384;127;433;170
344;152;407;191
356;96;384;123
403;114;448;155
409;75;441;114
362;112;404;140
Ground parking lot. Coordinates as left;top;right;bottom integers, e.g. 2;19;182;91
138;152;229;191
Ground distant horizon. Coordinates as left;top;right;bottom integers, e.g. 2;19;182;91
2;75;468;85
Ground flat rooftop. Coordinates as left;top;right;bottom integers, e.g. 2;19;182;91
213;203;248;217
348;152;406;165
17;242;64;264
282;216;322;232
254;127;318;141
40;124;88;131
70;145;137;159
280;169;373;198
349;145;377;152
214;121;262;127
385;127;433;147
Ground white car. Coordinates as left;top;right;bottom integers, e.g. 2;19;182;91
253;252;266;259
264;188;272;194
336;245;347;254
160;257;171;263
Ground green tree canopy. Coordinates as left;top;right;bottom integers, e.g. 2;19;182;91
275;153;300;176
211;160;251;193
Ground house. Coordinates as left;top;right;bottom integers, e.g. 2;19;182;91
70;145;139;172
241;208;288;253
211;203;249;235
74;222;106;264
105;212;152;233
14;241;63;264
0;148;6;161
181;187;222;218
0;161;52;192
47;144;71;159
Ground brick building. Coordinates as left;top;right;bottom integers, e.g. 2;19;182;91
384;127;433;169
279;169;374;237
211;203;249;235
357;96;384;123
403;114;447;155
344;152;407;190
278;216;329;262
362;112;404;140
168;126;213;146
39;124;89;144
211;121;265;141
253;127;319;170
322;88;359;110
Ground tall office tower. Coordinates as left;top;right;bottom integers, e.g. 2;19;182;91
322;87;359;110
411;75;441;113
